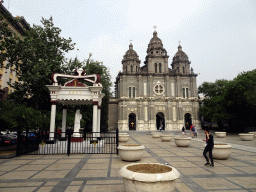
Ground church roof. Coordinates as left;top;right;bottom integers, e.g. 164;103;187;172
147;31;163;50
173;45;189;62
149;31;162;44
122;43;140;63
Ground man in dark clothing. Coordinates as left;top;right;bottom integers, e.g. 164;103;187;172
203;129;214;166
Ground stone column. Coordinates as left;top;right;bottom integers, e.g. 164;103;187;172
61;105;67;138
97;106;101;137
92;101;98;139
49;101;57;140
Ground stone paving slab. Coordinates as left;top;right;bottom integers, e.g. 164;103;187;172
0;130;255;191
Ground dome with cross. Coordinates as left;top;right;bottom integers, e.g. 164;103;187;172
122;41;140;63
173;44;189;63
148;26;163;49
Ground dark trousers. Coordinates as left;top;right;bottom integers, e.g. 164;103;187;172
203;145;213;164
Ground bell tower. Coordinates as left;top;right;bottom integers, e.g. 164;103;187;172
144;26;169;74
122;41;141;74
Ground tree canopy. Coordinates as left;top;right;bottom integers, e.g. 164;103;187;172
0;15;112;132
198;69;256;132
0;16;75;111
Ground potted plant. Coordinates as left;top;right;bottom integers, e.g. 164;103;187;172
117;144;145;161
212;143;232;159
174;136;192;147
239;133;254;141
215;132;226;138
119;163;180;192
160;134;172;142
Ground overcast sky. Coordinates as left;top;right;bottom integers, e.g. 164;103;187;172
3;0;256;91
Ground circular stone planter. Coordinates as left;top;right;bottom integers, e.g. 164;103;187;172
119;135;129;142
174;136;192;147
151;132;161;138
212;143;232;159
249;132;256;138
120;163;180;192
239;133;254;141
160;134;172;142
215;132;226;138
117;144;145;161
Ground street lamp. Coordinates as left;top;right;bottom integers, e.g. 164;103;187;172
87;53;92;65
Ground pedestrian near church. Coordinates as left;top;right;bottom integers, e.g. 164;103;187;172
159;124;163;132
203;129;214;166
193;126;197;138
190;124;195;137
182;126;186;135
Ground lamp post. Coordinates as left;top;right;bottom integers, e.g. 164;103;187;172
86;53;92;65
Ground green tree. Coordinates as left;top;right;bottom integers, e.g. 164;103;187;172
198;79;231;130
84;60;112;131
0;100;49;131
0;16;75;111
224;70;256;130
199;70;256;132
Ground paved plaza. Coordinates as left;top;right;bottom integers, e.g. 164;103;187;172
0;129;256;192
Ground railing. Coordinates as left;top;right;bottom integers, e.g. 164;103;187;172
16;129;118;156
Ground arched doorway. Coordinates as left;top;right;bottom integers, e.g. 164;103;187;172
156;112;165;130
129;113;136;130
184;113;192;130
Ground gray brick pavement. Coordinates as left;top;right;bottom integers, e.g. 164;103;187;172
0;130;255;192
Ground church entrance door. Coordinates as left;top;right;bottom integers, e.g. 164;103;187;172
129;113;136;130
156;112;165;130
184;113;192;130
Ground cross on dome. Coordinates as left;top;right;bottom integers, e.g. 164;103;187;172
153;25;157;32
130;39;132;44
179;41;181;45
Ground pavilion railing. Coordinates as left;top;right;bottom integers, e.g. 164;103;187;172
16;129;118;156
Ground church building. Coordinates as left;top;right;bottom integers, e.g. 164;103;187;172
108;28;200;131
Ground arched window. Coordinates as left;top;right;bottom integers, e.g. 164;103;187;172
131;65;133;73
126;66;128;73
155;63;157;73
177;67;179;73
183;66;185;74
159;63;162;73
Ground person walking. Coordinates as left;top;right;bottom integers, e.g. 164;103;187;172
190;124;195;137
194;126;197;138
182;126;186;135
159;124;162;132
203;129;214;166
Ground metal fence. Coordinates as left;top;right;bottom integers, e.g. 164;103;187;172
16;129;119;156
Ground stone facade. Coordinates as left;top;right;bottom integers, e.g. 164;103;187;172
108;30;201;131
